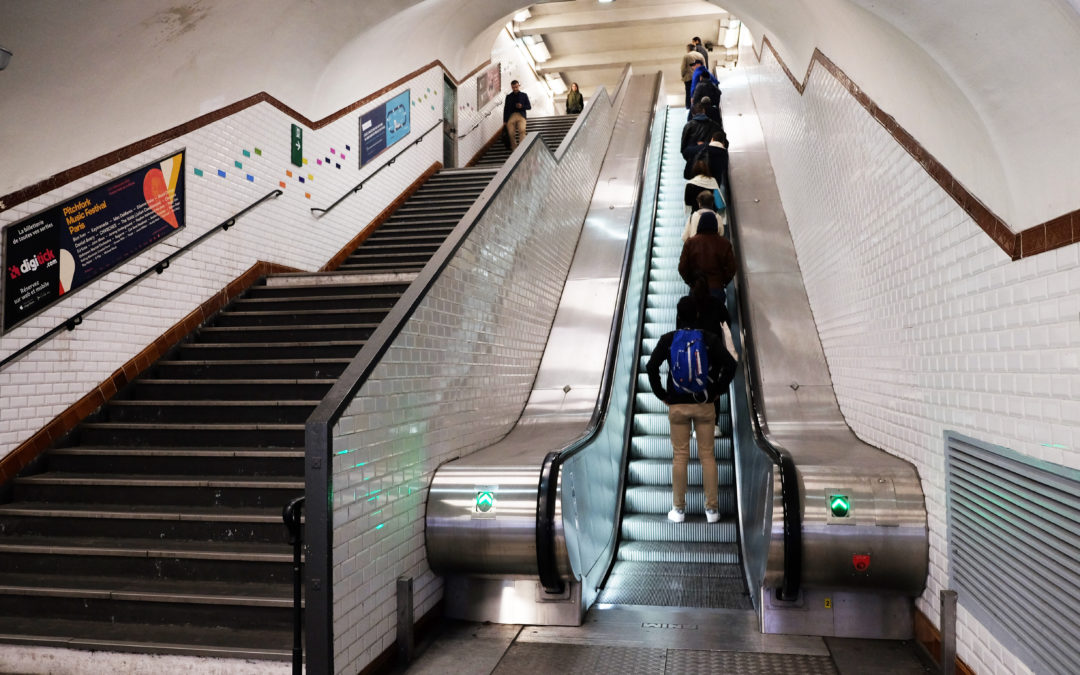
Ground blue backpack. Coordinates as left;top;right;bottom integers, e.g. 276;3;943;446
670;329;710;399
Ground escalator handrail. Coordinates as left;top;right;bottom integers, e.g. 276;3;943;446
535;78;665;594
725;171;803;601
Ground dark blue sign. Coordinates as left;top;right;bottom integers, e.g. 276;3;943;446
360;89;411;167
2;151;186;333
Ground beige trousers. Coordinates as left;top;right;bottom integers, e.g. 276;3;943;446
506;113;527;150
668;402;719;511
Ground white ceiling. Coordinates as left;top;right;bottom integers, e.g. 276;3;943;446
513;0;737;105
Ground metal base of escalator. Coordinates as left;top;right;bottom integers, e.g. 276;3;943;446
597;109;751;611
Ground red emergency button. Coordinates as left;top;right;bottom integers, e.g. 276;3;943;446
852;554;871;572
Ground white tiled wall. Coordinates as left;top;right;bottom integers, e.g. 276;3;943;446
327;80;623;674
742;39;1079;675
0;66;447;460
455;29;556;166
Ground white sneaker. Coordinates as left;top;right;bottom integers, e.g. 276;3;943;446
705;508;721;524
667;507;686;523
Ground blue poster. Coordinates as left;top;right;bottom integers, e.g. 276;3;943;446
360;89;411;167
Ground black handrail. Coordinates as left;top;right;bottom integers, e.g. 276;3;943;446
0;189;282;372
310;118;444;218
283;496;305;675
725;167;803;602
535;72;661;595
457;102;503;139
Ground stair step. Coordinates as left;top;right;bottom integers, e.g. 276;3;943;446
0;536;293;583
133;378;334;400
214;308;388;327
232;293;400;311
249;280;410;297
152;359;349;380
197;323;379;342
0;616;291;660
79;421;305;447
46;446;303;476
0;503;295;542
105;399;317;424
13;473;302;507
177;340;365;360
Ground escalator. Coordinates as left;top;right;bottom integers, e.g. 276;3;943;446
597;110;750;610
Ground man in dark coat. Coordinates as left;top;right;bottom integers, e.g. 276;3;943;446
681;104;724;160
503;80;531;150
683;130;729;182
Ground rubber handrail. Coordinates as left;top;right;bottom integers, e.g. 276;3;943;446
535;74;663;594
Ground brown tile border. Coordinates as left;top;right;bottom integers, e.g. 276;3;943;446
320;161;443;272
750;36;1079;261
0;259;300;484
915;608;976;675
0;58;491;215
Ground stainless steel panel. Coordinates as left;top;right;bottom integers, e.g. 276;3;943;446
429;72;663;623
720;62;928;638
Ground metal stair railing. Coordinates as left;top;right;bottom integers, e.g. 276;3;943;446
309;118;444;218
0;189;282;372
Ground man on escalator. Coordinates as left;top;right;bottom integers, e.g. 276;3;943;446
646;297;737;524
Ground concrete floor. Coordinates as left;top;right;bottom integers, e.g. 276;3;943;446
396;606;936;675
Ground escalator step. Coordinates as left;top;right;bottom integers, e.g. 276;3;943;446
623;485;735;515
616;541;740;564
627;459;734;487
630;435;733;461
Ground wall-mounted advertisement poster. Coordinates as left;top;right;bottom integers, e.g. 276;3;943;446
2;150;186;333
360;89;411;168
476;63;501;109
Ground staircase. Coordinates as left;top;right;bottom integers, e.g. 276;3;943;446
0;167;501;658
597;109;751;609
471;115;578;167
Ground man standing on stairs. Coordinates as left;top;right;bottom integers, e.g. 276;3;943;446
503;80;531;150
646;297;736;524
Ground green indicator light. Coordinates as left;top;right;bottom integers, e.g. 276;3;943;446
476;491;495;513
829;495;851;518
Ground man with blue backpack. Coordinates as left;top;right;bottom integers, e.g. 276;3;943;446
646;297;737;523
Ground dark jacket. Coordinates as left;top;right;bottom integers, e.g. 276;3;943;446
647;329;735;405
566;89;583;114
679;231;736;292
692;81;721;110
683;143;729;182
681;115;724;160
503;91;532;122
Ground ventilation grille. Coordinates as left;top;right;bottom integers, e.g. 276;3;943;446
945;432;1080;675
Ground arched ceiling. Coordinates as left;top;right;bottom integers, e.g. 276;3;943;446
2;0;1078;230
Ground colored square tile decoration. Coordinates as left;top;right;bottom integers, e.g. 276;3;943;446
243;150;251;157
246;174;254;182
234;161;243;169
217;169;226;178
194;168;204;177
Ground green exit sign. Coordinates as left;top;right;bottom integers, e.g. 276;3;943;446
476;491;494;512
291;124;303;167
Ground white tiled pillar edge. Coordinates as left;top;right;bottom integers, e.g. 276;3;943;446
741;38;1079;675
326;83;624;674
0;67;446;460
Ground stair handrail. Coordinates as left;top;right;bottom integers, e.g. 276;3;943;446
0;189;282;372
456;101;503;139
725;171;803;602
309;118;444;218
283;496;305;675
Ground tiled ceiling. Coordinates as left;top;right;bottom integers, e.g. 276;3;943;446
512;0;739;107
